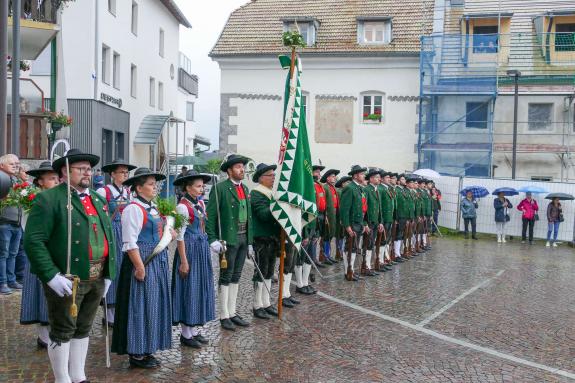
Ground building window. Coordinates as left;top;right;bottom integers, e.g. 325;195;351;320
158;82;164;110
131;1;138;35
473;25;498;53
115;132;125;159
556;24;575;52
358;21;392;44
284;21;316;46
186;102;194;121
531;175;552;182
112;51;120;89
149;77;155;107
101;45;110;84
528;103;553;131
362;94;384;123
130;64;137;98
108;0;116;15
465;102;488;129
159;28;165;57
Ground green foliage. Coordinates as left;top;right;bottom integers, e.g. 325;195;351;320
283;31;306;48
155;197;186;230
196;159;223;175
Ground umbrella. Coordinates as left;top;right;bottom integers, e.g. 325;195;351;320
413;168;441;179
491;187;518;196
545;192;574;201
460;185;489;199
517;185;549;194
171;156;208;166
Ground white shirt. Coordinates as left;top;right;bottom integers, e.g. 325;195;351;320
121;198;159;252
96;184;131;201
175;197;206;241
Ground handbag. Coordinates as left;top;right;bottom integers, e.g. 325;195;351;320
534;213;539;221
559;213;565;223
505;214;510;222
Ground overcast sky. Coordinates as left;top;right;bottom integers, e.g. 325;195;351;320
175;0;248;151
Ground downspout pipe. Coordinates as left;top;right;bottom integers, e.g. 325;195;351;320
545;16;553;64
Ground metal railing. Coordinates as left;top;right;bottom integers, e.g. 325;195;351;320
9;0;61;24
178;68;198;96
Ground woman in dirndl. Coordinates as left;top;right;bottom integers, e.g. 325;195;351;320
172;171;216;348
19;161;59;348
111;167;175;369
96;159;135;327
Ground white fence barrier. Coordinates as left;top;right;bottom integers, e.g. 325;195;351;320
433;176;575;242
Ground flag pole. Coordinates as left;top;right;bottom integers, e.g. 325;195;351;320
276;46;297;320
278;229;286;320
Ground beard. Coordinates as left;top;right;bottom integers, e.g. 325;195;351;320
77;179;91;189
313;175;319;181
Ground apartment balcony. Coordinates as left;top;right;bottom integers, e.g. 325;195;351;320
8;0;60;60
178;68;198;96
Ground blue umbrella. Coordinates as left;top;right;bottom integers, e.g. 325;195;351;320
460;185;489;199
491;187;518;196
517;185;549;194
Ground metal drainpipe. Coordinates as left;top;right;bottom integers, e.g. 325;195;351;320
11;0;21;155
93;0;99;100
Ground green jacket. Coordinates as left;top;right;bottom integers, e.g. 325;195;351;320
206;179;253;246
23;183;116;283
395;185;412;220
323;183;338;238
421;189;432;217
250;187;280;238
412;189;421;217
340;181;366;228
365;184;382;225
379;184;396;224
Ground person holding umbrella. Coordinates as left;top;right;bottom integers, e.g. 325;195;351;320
493;189;514;243
546;197;563;248
460;190;479;239
517;192;539;245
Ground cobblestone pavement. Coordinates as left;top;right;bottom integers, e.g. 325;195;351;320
1;236;574;382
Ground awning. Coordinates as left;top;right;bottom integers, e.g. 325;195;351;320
134;115;171;145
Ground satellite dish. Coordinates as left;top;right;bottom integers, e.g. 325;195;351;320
0;171;11;200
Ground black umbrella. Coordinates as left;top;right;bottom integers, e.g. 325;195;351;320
545;192;574;201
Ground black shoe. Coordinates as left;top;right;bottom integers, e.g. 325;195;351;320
326;256;339;264
309;273;316;283
230;315;250;327
384;265;393;271
323;259;335;266
36;337;47;349
395;257;405;263
180;335;202;349
253;307;270;320
194;334;209;344
220;318;236;331
365;270;377;277
282;298;295;308
472;236;478;240
102;317;114;328
129;355;159;369
296;286;314;295
264;305;279;316
288;296;300;305
314;262;326;268
145;354;160;367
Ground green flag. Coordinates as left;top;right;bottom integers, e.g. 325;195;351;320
271;55;317;250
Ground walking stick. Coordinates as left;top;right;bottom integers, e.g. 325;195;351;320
374;229;382;270
431;217;443;237
345;232;353;281
103;295;111;368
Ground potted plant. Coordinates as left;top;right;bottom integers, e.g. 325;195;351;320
363;113;382;123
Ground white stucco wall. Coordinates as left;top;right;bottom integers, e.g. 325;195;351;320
216;56;421;174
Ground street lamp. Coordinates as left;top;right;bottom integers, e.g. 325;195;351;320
507;69;521;179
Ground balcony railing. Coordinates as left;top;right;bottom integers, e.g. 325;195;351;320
178;68;198;96
9;0;61;24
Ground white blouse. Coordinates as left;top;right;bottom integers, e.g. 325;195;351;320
96;184;132;201
121;198;159;252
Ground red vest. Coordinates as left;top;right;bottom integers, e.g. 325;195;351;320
80;195;109;261
314;182;327;212
328;184;339;209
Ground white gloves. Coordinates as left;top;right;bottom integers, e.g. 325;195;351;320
47;274;73;297
210;241;223;254
104;279;112;296
248;245;254;257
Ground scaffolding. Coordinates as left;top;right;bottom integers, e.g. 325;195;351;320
418;17;575;180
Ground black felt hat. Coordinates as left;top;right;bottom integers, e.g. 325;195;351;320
348;165;367;176
123;167;166;186
52;148;100;175
101;159;137;173
366;167;381;179
320;169;340;183
173;170;212;186
312;165;325;172
220;154;249;172
335;176;352;188
26;161;56;178
252;163;277;183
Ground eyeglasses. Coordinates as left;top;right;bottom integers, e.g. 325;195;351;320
70;166;93;174
113;171;129;175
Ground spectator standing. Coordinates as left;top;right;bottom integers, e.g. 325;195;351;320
0;154;23;294
517;192;539;245
460;191;478;240
430;185;441;235
15;163;30;283
493;192;513;243
175;166;189;202
546;197;562;248
92;168;105;190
